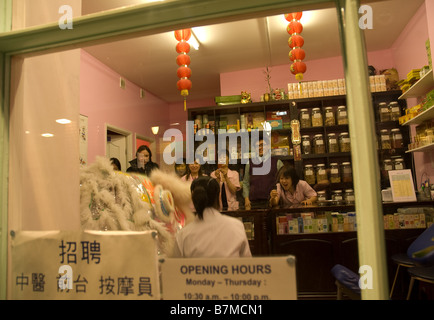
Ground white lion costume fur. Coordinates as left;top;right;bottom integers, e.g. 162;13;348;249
80;157;194;256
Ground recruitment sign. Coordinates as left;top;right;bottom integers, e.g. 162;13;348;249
160;256;297;300
11;230;160;300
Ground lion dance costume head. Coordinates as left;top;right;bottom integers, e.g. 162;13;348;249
80;157;194;256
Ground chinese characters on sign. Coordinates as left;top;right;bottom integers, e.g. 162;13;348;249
12;230;160;300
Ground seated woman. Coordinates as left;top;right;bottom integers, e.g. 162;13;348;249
210;150;241;211
269;166;317;208
172;176;252;258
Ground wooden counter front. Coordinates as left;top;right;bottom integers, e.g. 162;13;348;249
223;201;433;299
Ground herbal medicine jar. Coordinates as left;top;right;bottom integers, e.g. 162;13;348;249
337;106;348;125
393;158;405;170
332;190;344;205
383;159;393;172
317;191;327;205
313;134;325;154
329;163;341;183
380;129;391;150
339;132;351;152
342;162;353;183
304;164;316;185
300;109;311;128
302;135;311;154
324;107;335;126
316;164;328;183
311;108;323;127
379;102;390;122
327;133;339;153
391;128;403;148
389;101;401;121
344;189;355;205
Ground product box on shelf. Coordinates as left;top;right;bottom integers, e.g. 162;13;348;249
427;39;432;70
215;95;242;105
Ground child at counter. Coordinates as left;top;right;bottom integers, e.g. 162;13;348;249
269;166;318;208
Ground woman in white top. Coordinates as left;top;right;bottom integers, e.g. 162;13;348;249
172;176;251;258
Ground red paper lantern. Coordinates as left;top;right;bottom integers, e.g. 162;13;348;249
177;79;192;91
175;29;193;110
287;20;303;34
176;54;191;66
286;12;306;81
174;29;191;41
177;66;192;79
289;48;305;61
288;34;304;48
176;41;190;54
284;12;302;21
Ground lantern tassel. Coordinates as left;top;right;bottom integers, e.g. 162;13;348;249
184;97;187;111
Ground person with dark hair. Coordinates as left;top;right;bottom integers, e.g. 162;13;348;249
269;166;317;208
210;150;240;211
181;160;206;182
172;176;251;258
174;159;187;177
243;137;283;210
110;157;121;171
127;145;159;176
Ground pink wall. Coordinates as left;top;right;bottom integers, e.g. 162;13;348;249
80;50;171;165
220;49;396;102
391;2;434;188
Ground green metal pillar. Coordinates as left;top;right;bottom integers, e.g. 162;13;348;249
0;0;12;301
335;0;389;299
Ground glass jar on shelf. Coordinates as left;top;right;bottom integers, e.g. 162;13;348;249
317;191;327;205
380;129;391;150
327;133;339;153
300;108;311;128
379;102;390;122
324;107;335;126
393;158;405;170
389;101;401;121
313;134;326;154
301;135;312;154
383;159;393;171
342;162;353;183
337;106;348;125
316;164;328;183
344;189;355;205
311;107;323;127
391;128;403;148
339;132;351;152
329;163;341;183
303;164;316;185
332;190;344;205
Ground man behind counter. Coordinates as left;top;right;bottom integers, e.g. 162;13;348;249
243;137;283;210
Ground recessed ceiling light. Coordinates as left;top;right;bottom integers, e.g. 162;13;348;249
56;119;72;124
41;133;54;138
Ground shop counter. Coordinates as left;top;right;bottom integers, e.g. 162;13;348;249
223;200;433;299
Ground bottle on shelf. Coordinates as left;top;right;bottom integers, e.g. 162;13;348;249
339;132;351;152
302;135;312;154
330;163;341;183
304;164;316;185
300;108;311;128
327;133;339;153
379;102;390;122
389;101;401;121
324;106;336;126
311;108;323;127
342;162;353;183
337;105;348;125
313;134;326;154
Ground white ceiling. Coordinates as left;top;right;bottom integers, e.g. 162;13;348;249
82;0;425;103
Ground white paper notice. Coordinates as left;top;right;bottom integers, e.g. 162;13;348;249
11;230;160;300
160;256;297;300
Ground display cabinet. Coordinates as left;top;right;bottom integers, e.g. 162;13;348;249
189;90;410;198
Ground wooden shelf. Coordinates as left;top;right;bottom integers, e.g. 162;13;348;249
401;105;434;126
399;69;434;100
406;142;434;153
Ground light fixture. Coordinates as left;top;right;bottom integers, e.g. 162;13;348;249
41;133;54;138
188;30;200;50
56;118;72;124
151;126;159;135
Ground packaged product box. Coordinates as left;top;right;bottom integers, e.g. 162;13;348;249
215;95;242;105
426;39;432;70
383;215;389;230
